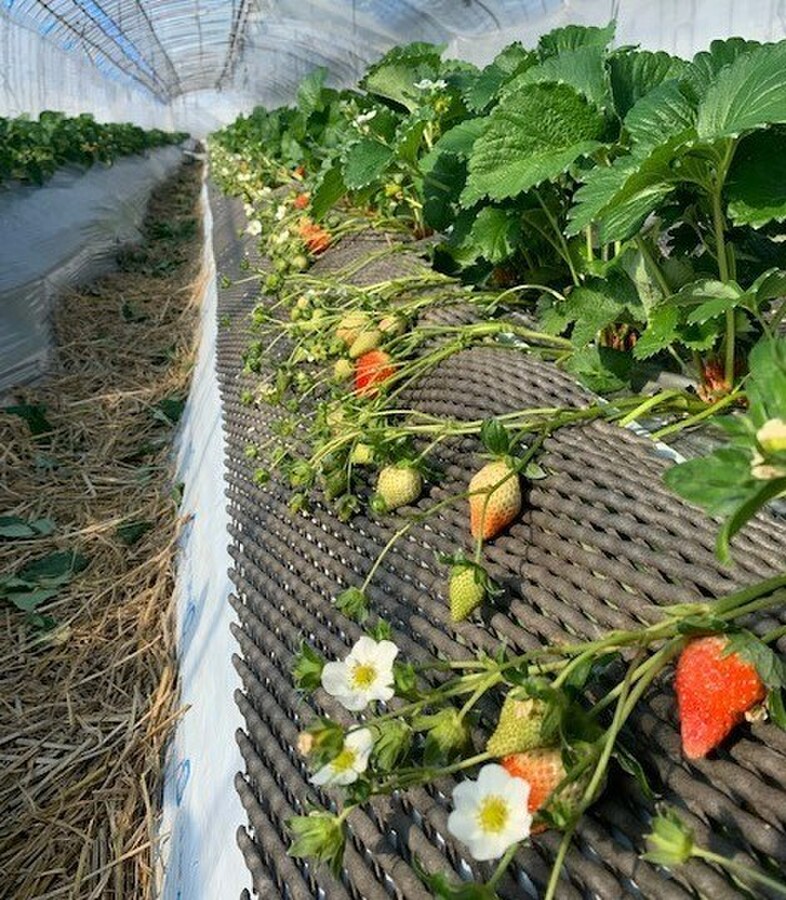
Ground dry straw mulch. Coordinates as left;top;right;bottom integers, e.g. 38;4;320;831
0;159;205;899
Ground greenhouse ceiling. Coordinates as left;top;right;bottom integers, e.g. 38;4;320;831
1;0;566;102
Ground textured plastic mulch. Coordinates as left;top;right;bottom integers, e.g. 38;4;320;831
209;185;786;900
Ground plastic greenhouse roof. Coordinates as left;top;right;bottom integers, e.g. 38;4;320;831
1;0;564;101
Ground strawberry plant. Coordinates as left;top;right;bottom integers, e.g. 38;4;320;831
0;111;185;185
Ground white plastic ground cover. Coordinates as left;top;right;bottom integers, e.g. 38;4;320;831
159;177;247;900
0;145;183;392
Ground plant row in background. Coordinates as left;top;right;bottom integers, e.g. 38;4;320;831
0;110;187;185
209;22;786;899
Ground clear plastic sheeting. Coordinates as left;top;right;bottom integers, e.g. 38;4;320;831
4;1;786;136
0;13;172;129
0;145;183;391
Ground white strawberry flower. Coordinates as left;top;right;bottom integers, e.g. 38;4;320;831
447;764;532;861
310;727;373;787
246;219;262;236
275;203;288;221
354;109;378;126
243;202;255;217
321;636;398;711
414;78;447;91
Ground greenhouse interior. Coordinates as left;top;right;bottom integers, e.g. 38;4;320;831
3;1;786;898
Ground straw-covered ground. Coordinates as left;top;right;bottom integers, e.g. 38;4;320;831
0;158;204;898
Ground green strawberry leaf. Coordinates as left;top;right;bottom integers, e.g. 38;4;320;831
343;139;394;190
682;38;761;101
538;22;615;59
623;80;697;148
608;48;688;119
296;67;328;118
727;127;786;228
3;403;53;435
632;304;680;359
0;515;55;538
468;206;521;263
463;43;536;113
422;152;466;232
747;337;786;425
311;161;347;221
360;42;445;111
568;136;686;241
615;743;656;802
462;82;607;205
724;630;786;689
697;41;786;141
664;447;757;518
116;520;153;546
514;45;612;111
716;477;786;563
17;550;89;583
564;345;633;394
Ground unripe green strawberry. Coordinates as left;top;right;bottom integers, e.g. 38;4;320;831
449;563;485;621
373;464;422;512
486;693;547;756
336;311;370;346
333;358;354;382
349;329;382;359
350;442;374;465
469;459;521;540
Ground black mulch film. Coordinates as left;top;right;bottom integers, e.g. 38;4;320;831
209;185;786;900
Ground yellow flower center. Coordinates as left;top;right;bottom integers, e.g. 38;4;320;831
477;795;509;834
351;662;377;689
331;747;357;773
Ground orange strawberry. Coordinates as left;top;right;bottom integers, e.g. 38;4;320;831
675;635;766;759
502;747;589;833
354;350;395;398
468;460;521;540
298;218;331;255
293;193;310;210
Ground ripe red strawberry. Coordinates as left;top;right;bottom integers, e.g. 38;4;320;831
675;635;766;759
486;694;547;756
373;464;422;512
293;192;310;210
449;563;485;621
354;350;395;398
468;460;521;540
502;747;589;833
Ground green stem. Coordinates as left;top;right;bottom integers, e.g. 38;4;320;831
692;848;786;897
710;141;737;386
535;190;580;287
650;389;742;441
635;236;671;299
487;843;520;891
617;389;683;428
